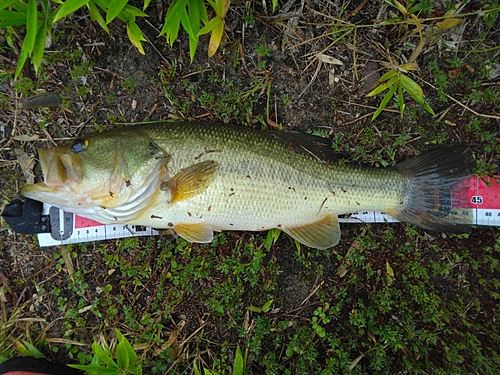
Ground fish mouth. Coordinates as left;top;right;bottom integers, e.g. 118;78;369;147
22;148;82;195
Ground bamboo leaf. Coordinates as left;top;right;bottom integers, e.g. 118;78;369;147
378;69;398;82
25;0;38;52
400;74;435;116
198;0;208;23
207;19;223;57
397;83;404;116
372;81;398;120
87;1;109;33
160;0;188;44
400;74;424;103
53;0;89;23
106;0;128;24
122;4;148;18
127;20;146;54
367;75;399;97
32;23;47;74
15;39;30;79
198;16;221;35
179;7;193;38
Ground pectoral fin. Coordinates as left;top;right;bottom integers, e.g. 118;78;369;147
283;214;341;250
174;222;214;243
161;160;219;203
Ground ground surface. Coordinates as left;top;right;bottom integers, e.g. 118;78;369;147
1;0;500;373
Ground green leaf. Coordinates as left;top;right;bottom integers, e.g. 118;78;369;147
161;0;188;44
21;341;45;358
53;0;89;23
261;299;274;313
372;81;398;120
143;0;151;10
233;345;244;375
193;362;201;375
207;19;224;57
116;330;137;363
127;20;146;54
116;339;130;369
399;74;435;116
197;0;208;23
9;0;28;12
106;0;128;24
14;43;29;79
179;6;193;38
0;10;27;27
86;1;109;33
25;0;38;51
92;342;118;368
366;75;399;97
32;23;47;74
378;69;398;82
122;4;148;18
0;0;18;11
397;83;404;116
198;16;221;35
400;73;424;102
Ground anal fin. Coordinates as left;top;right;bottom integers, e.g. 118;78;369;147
283;214;341;250
174;222;214;243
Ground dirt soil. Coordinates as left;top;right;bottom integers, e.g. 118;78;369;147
1;0;500;373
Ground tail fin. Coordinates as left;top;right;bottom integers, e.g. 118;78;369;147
388;146;475;233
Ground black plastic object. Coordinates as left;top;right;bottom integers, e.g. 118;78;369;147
0;357;82;375
1;196;50;234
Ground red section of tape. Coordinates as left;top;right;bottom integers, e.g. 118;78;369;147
476;176;500;209
452;176;500;209
75;215;103;228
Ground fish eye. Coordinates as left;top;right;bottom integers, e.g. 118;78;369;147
71;139;88;153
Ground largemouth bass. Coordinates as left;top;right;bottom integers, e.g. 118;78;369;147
22;122;475;249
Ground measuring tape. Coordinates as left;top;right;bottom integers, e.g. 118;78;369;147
36;176;500;247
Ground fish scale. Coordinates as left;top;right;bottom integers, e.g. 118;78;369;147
141;123;405;233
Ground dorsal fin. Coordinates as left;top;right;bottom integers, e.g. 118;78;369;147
269;131;341;164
